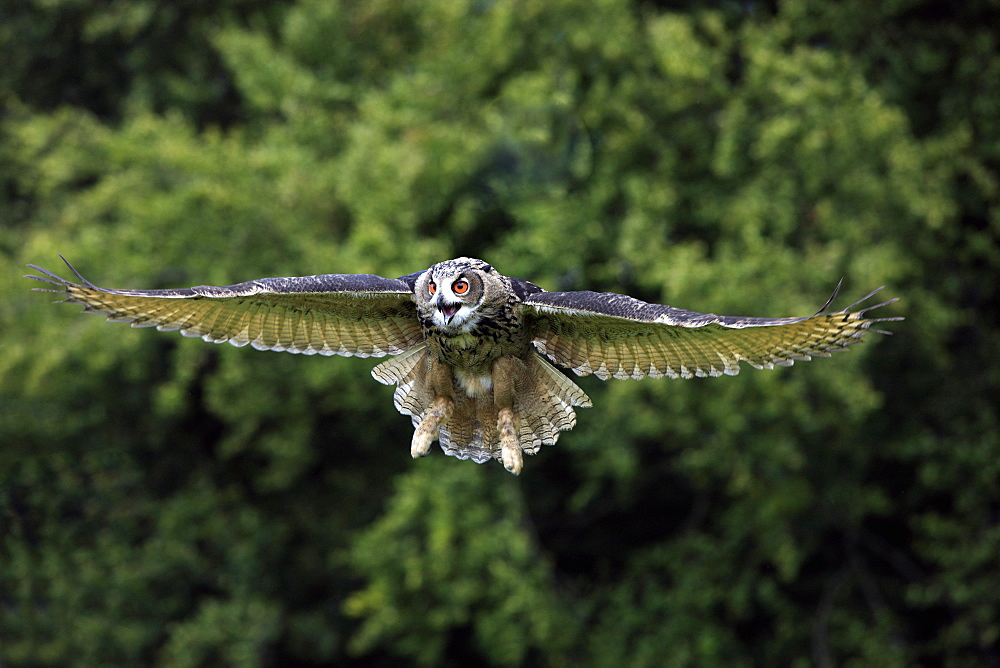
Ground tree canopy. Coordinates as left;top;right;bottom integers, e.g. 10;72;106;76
2;0;998;665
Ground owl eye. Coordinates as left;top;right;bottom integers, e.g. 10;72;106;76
452;280;469;295
428;281;437;295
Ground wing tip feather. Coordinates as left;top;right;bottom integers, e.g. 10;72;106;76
814;278;845;315
56;254;100;289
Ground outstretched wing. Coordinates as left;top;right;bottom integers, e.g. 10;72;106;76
26;256;425;357
522;283;902;380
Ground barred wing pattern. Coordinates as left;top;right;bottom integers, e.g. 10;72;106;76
523;284;901;380
26;258;424;357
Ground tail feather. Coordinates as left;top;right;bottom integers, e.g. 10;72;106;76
439;404;496;464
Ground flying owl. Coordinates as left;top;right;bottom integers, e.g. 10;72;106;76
26;256;901;474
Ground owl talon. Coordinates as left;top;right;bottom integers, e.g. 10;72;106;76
410;430;434;458
412;396;453;459
497;406;522;475
501;444;523;475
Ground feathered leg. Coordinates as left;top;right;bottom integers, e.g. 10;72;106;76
411;356;455;459
492;356;529;475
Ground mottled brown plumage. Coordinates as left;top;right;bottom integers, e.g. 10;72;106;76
26;256;902;474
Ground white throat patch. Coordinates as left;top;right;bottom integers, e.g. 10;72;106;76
432;304;479;330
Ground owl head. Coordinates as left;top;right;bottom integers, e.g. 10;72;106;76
414;257;497;330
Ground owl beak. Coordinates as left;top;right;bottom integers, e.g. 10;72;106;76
431;293;462;325
440;303;460;324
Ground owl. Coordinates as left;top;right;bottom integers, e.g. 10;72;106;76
27;256;901;474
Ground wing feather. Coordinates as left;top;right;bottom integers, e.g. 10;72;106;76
26;256;424;357
523;283;902;379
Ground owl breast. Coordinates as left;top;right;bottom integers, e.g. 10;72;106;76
422;308;531;373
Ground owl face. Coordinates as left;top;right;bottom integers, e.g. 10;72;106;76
415;258;492;330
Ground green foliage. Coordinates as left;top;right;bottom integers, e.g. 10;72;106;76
0;0;287;124
2;0;997;665
345;460;575;665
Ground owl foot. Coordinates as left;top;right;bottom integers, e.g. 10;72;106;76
497;406;522;475
411;397;454;458
501;445;522;475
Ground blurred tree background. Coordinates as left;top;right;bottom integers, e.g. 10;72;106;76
2;0;997;665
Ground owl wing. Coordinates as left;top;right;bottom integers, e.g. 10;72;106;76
26;256;424;357
521;283;902;379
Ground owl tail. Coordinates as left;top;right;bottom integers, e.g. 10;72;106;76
371;347;592;465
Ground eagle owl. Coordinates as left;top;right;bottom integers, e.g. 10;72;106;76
27;256;901;474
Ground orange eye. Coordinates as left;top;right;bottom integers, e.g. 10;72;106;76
428;281;437;295
452;280;469;295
